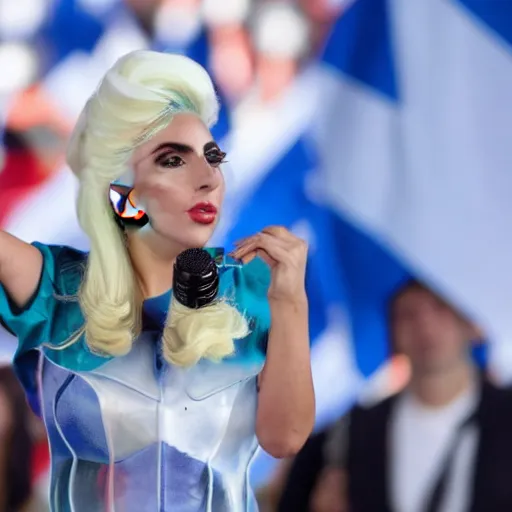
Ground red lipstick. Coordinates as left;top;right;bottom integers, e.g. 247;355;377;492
187;202;218;225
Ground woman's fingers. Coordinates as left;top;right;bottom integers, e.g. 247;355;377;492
231;233;291;263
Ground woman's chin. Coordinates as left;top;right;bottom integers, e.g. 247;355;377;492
133;221;216;253
164;232;214;252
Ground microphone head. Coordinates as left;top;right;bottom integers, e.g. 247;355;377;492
173;248;219;309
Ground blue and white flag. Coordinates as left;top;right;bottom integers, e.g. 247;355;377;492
311;0;512;380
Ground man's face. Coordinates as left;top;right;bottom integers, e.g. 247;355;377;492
392;288;471;375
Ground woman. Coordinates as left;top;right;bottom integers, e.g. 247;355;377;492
0;50;314;511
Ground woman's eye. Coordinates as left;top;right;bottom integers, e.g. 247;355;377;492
206;151;227;167
157;155;185;168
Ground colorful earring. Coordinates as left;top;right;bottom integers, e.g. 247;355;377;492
109;184;149;228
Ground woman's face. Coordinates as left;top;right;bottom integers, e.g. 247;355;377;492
130;113;226;250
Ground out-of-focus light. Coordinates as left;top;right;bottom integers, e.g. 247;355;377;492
0;0;48;40
252;3;310;59
202;0;251;27
0;43;37;94
154;3;202;48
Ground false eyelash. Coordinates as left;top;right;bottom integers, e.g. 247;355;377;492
206;151;228;165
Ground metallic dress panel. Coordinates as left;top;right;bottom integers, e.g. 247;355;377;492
0;243;271;512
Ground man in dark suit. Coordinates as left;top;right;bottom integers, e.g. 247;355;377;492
279;280;512;512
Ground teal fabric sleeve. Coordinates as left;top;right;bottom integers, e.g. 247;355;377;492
0;243;69;354
1;242;109;368
0;242;89;414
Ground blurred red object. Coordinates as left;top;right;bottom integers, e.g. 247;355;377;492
31;438;49;484
0;86;70;228
0;131;49;228
6;86;71;135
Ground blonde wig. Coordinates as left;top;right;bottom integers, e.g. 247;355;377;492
64;50;249;366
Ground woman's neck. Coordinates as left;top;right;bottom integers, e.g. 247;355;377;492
126;229;184;299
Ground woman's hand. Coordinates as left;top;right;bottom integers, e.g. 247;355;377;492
230;226;308;303
231;226;314;458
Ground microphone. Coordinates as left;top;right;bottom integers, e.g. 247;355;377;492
164;248;249;367
172;248;219;309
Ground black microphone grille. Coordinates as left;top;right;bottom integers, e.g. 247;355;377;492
176;248;216;275
173;248;219;309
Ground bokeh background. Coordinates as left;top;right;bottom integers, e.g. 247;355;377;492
1;0;512;506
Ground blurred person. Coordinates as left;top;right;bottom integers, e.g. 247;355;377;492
0;50;314;511
239;1;311;112
209;25;254;102
203;0;255;102
152;0;203;50
298;0;344;53
124;0;163;37
0;366;47;512
280;279;512;512
226;0;315;173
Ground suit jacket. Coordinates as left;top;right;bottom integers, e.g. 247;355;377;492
348;380;512;512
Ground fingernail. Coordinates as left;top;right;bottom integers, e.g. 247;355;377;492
242;253;256;264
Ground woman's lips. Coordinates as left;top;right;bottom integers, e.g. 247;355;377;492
187;202;217;225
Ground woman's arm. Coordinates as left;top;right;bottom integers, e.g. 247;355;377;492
257;296;314;458
231;226;315;458
0;231;43;308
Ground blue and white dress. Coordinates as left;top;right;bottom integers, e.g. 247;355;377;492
0;243;271;512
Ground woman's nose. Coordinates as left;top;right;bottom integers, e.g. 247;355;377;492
194;162;221;192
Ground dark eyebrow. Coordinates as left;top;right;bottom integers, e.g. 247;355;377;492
151;141;221;157
151;142;194;155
